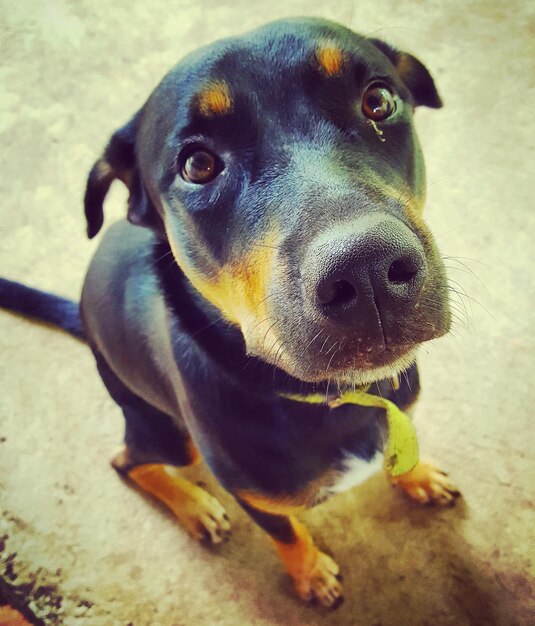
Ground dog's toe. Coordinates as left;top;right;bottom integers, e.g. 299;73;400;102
181;487;231;545
294;551;343;609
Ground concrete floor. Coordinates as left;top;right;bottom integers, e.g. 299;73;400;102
1;1;534;624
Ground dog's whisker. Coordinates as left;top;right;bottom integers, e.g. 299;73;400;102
190;317;226;337
251;315;273;333
442;254;490;268
442;256;488;288
251;293;276;312
325;375;333;402
447;286;492;319
419;295;470;330
445;283;471;312
320;334;331;354
447;278;471;296
153;249;175;265
443;264;478;279
401;176;449;209
402;369;411;392
304;328;324;352
325;339;340;355
261;319;278;352
272;341;287;381
326;343;341;369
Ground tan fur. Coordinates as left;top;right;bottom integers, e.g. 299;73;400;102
197;81;233;116
273;517;342;606
389;459;461;505
316;43;345;77
128;464;230;543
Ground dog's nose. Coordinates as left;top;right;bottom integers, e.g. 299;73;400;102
309;217;427;327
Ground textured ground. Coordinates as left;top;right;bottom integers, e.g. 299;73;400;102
0;1;534;624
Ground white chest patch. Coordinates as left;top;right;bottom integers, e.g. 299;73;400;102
324;452;384;498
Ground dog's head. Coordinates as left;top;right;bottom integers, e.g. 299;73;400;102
85;18;449;386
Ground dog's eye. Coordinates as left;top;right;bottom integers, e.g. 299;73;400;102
361;84;396;121
180;148;222;184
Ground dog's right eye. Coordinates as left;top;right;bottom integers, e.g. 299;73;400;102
179;148;222;184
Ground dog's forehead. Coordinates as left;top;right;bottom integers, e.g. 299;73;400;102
166;18;391;102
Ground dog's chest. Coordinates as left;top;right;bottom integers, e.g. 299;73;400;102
316;452;384;503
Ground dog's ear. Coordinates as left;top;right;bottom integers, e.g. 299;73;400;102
369;38;443;109
84;114;160;238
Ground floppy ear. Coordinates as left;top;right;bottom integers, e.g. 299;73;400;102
84;114;161;238
369;38;443;109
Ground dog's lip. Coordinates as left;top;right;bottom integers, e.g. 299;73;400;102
288;342;418;384
344;343;414;367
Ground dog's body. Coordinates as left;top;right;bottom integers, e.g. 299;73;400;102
1;18;460;607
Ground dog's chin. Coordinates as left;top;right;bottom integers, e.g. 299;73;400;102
267;345;419;387
332;348;419;387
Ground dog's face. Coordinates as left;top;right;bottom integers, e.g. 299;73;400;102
85;18;450;385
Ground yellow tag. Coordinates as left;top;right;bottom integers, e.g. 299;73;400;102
280;389;419;476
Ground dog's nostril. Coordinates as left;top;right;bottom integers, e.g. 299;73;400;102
317;279;357;308
388;259;419;284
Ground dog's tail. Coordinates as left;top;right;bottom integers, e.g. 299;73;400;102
0;278;86;341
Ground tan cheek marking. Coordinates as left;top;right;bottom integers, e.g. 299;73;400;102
165;220;288;359
167;230;278;329
197;81;233;116
316;44;345;77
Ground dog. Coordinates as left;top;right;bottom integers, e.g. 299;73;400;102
0;17;461;608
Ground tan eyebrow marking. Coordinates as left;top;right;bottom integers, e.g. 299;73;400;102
315;42;346;77
197;81;233;116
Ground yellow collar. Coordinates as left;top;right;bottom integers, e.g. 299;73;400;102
279;387;418;477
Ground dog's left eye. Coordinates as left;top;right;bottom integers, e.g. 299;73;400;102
180;148;222;184
361;83;396;121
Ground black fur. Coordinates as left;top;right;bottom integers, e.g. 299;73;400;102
0;278;84;340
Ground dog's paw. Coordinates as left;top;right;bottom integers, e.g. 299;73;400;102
127;463;231;545
169;482;232;545
389;460;461;506
293;550;343;608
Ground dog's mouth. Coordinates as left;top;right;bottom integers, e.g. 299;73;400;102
270;342;420;386
242;309;442;386
321;345;420;387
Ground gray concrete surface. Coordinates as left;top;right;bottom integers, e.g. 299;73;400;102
0;0;534;624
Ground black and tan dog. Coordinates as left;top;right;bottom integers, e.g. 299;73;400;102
0;18;460;608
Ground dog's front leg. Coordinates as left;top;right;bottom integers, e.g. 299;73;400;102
237;498;343;608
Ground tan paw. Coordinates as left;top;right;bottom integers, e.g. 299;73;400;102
293;550;343;608
389;460;461;506
127;464;231;545
172;483;232;545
